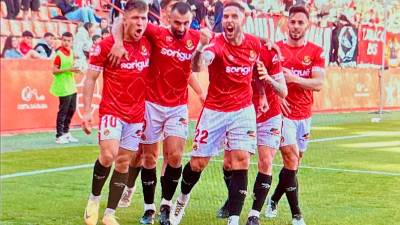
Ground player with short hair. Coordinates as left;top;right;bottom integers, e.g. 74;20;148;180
169;2;268;225
265;5;325;225
217;40;288;225
110;1;205;224
81;1;151;225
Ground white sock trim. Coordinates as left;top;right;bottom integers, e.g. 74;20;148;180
89;193;101;202
178;193;190;203
228;215;240;225
248;209;260;218
104;208;115;216
144;203;156;211
160;198;172;207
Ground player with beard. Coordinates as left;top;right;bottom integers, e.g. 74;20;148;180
217;40;287;225
81;1;151;225
169;2;268;225
265;5;325;225
110;2;205;225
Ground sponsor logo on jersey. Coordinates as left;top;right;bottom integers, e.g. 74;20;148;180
247;130;256;138
141;45;148;56
120;58;150;71
302;55;312;66
291;68;311;77
186;40;194;50
160;48;192;61
226;66;251;75
249;50;257;61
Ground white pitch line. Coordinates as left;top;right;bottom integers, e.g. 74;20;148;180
2;133;399;180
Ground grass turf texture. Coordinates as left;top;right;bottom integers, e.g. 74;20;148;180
1;111;399;225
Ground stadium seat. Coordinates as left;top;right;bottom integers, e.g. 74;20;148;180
45;22;58;37
33;21;46;38
9;20;23;36
21;21;33;35
58;22;69;37
0;19;11;36
39;6;50;21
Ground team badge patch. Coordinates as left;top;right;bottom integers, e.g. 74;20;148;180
179;117;188;126
141;45;148;56
135;129;143;138
186;40;194;50
269;128;281;136
302;56;312;66
249;50;257;61
247;130;256;138
103;129;110;136
192;143;198;151
302;133;311;141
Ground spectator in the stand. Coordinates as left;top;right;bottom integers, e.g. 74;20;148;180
34;32;56;58
94;17;109;35
73;22;94;73
188;0;209;30
56;0;98;24
92;34;101;44
149;0;161;24
4;0;20;19
19;31;34;55
1;36;24;59
212;0;223;32
21;0;40;20
50;32;80;144
101;28;110;39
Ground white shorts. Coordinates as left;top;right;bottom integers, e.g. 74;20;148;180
257;114;283;150
141;101;189;144
280;117;312;152
191;105;257;157
98;115;143;151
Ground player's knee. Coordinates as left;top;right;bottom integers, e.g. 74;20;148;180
129;153;142;167
189;158;208;172
99;152;115;167
283;154;299;170
167;151;183;167
142;151;158;168
230;153;250;170
223;159;232;171
258;158;273;174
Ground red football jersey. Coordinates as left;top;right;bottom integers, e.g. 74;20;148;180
203;33;262;112
276;41;325;120
144;24;200;106
89;36;151;123
252;46;283;123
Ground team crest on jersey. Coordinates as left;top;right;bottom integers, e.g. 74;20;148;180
247;130;256;138
302;56;312;66
185;40;194;50
227;54;234;61
103;129;110;136
141;45;148;56
166;36;173;43
249;50;257;61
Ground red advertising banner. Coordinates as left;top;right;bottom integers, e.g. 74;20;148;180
357;25;385;67
1;60;399;133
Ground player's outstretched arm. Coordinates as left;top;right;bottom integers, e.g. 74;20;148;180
109;16;128;67
189;73;206;104
82;69;101;135
283;67;325;92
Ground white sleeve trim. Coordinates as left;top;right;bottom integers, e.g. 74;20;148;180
88;64;104;72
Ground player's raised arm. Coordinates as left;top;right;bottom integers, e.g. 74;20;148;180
189;73;206;104
192;28;212;72
254;61;268;113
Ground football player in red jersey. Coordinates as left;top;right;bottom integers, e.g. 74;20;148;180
265;5;325;225
217;42;288;225
169;2;268;225
110;2;205;224
81;1;151;225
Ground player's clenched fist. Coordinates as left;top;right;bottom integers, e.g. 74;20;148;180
82;112;92;135
199;28;212;47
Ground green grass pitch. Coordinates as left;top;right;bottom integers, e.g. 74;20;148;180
1;112;400;225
